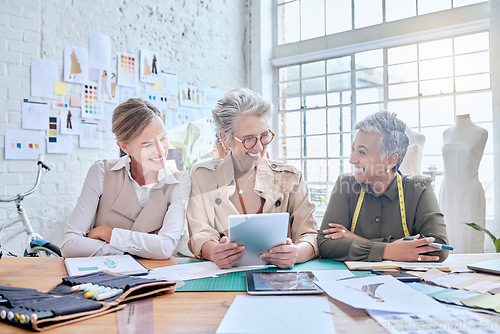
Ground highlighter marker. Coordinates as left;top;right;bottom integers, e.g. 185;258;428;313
403;237;454;251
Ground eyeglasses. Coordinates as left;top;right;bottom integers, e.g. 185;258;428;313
233;130;275;149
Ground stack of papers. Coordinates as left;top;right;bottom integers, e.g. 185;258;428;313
64;255;149;276
345;260;450;271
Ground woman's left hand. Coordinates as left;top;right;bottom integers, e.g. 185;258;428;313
87;226;113;243
261;238;298;269
322;223;369;241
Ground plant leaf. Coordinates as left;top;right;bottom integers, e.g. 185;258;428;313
495;239;500;253
188;124;201;153
465;222;497;243
169;141;184;149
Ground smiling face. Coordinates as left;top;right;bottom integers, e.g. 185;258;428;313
223;114;270;171
349;131;395;186
117;115;169;174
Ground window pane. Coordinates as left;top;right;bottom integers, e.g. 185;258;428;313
454;32;489;54
386;0;416;22
419;39;452;59
356;68;384;87
277;2;300;45
419;126;448;154
279;65;300;82
327;56;351;74
356;104;384;122
279;111;301;137
388;44;417;64
455;52;490;76
455;73;490;92
279;81;300;97
279;137;301;159
419;58;453;80
305;135;326;157
328;107;352;133
329;159;351;182
328;91;352;105
419;78;454;96
356;87;383;104
303;77;325;95
355;49;383;69
389;82;418;99
304;94;326;108
420;96;454;126
306;109;326;135
453;0;486;7
388;100;419;127
302;60;325;78
328;133;351;158
327;73;351;91
306;160;327;183
326;0;352;34
301;0;325;40
279;97;301;111
354;0;382;28
388;63;418;83
455;92;491;122
418;0;451;15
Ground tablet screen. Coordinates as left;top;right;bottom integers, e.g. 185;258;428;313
246;272;324;295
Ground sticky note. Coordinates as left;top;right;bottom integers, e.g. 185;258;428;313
54;82;66;96
152;83;161;90
168;97;177;110
70;94;82;107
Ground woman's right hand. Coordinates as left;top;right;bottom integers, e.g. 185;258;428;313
383;234;441;262
209;237;245;269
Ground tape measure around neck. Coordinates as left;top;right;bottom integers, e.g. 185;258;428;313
350;173;409;237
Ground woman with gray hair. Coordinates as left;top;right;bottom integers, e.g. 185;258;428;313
318;111;449;262
187;88;317;269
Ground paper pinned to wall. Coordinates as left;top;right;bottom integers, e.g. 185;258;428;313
81;83;103;119
117;51;138;87
52;101;69;109
54;82;66;96
47;116;72;154
97;68;119;104
99;103;117;139
203;87;224;111
22;99;49;130
179;84;203;108
70;94;82;108
88;32;111;70
140;49;160;84
64;44;89;84
4;129;45;160
79;121;103;148
60;108;81;135
160;71;178;96
119;86;140;103
31;58;57;100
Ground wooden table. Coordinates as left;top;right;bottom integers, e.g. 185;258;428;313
0;254;499;333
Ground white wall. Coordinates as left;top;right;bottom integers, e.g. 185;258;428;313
0;0;248;254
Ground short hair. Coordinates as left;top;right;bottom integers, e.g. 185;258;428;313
354;111;409;171
212;88;272;143
112;98;161;143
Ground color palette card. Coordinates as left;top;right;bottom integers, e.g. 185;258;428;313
81;83;103;119
117;52;138;87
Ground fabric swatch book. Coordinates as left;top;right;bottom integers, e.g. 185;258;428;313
64;255;149;276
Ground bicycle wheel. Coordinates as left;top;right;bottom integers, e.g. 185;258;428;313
28;242;61;257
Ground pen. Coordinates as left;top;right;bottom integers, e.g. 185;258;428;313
403;237;454;251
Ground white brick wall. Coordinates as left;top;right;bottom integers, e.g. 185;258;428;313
0;0;248;255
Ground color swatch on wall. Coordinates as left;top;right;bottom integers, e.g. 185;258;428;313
52;101;69;109
117;52;138;88
4;129;45;160
81;83;103;119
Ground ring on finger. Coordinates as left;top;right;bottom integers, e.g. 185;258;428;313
417;256;422;261
342;229;346;233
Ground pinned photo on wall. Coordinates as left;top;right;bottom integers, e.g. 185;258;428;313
179;84;203;108
160;71;178;96
88;32;111;70
64;44;89;84
4;129;45;160
81;83;103;119
31;58;57;100
60;108;81;135
120;86;140;103
22;99;49;130
47;116;72;154
140;49;160;84
98;69;119;104
80;120;103;148
117;51;138;87
203;88;224;111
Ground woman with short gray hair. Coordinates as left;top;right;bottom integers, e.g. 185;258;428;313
187;88;318;269
318;111;449;262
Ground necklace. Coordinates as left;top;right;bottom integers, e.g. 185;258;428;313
236;168;256;196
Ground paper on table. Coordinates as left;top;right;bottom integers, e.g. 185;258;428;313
315;274;447;313
345;261;450;271
145;261;270;281
312;270;355;282
216;295;335;334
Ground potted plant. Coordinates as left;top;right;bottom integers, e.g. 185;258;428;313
465;223;500;253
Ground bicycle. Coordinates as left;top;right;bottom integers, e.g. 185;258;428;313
0;155;61;257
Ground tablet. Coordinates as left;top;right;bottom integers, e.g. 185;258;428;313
467;259;500;275
246;271;324;295
228;212;289;266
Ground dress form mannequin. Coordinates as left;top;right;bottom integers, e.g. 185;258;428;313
400;128;426;175
440;114;488;253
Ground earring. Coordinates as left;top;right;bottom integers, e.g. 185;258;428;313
386;168;390;174
127;154;131;163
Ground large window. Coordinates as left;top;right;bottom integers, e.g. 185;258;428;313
275;2;493;217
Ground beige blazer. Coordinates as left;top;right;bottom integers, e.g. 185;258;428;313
187;153;318;259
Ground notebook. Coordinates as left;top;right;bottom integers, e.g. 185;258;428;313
228;212;289;266
64;254;149;276
467;259;500;275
